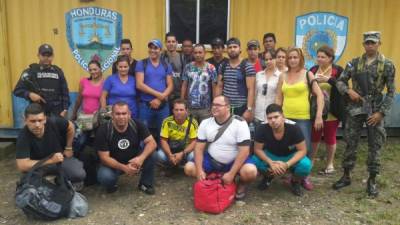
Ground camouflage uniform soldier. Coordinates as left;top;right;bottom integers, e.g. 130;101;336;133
333;31;396;197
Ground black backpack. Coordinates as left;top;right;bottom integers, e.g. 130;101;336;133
15;154;75;220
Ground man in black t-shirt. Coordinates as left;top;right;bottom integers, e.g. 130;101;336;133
252;104;312;196
16;103;86;186
94;102;157;194
206;37;228;72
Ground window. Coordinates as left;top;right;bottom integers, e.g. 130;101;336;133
166;0;229;44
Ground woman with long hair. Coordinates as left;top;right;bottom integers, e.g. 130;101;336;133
309;45;344;175
276;47;324;190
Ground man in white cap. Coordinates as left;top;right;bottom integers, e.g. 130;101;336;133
333;31;396;197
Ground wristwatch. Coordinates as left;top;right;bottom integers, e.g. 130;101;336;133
247;107;253;112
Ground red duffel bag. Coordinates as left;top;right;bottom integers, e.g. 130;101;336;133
193;173;237;214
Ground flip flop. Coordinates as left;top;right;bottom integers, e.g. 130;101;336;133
318;167;336;175
235;184;247;200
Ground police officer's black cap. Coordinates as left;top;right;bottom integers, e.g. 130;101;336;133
211;38;225;48
38;44;54;55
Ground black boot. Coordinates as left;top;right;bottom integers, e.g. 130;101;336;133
332;169;351;190
367;174;379;197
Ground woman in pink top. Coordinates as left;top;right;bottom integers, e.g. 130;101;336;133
72;60;104;119
72;60;104;157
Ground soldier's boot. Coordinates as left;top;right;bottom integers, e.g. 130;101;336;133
367;173;379;198
332;169;351;190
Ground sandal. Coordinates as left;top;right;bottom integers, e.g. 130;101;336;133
318;167;335;175
235;184;247;200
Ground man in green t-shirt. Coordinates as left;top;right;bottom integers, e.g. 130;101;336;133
155;99;198;176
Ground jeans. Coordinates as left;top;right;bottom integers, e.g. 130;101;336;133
155;149;194;167
138;101;170;143
289;119;312;157
39;157;86;183
97;153;155;189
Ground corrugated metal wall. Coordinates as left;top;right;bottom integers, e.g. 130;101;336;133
0;0;399;128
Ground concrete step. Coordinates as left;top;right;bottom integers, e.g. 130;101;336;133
0;142;15;160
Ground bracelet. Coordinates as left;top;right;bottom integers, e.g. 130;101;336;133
285;162;290;168
65;147;73;150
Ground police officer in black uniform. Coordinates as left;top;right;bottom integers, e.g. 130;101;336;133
14;44;70;117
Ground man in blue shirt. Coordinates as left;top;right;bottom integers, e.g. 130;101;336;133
136;39;174;142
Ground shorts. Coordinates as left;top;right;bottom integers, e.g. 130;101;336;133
191;151;254;173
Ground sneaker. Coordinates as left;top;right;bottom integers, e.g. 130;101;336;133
258;175;273;191
291;180;303;196
106;185;118;194
138;184;155;195
301;176;314;191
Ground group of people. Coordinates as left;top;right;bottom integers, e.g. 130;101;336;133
13;30;395;202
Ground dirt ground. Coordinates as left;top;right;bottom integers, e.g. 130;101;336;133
0;138;399;225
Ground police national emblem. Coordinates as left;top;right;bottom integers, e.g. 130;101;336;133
295;12;349;69
65;7;122;71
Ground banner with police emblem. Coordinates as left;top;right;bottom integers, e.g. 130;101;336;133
295;12;348;69
65;7;122;71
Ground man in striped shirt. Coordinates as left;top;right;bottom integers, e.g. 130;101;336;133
216;37;256;122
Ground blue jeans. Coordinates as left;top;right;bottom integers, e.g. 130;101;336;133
72;130;92;155
289;119;312;157
252;151;312;177
155;148;194;167
138;101;170;142
97;153;155;189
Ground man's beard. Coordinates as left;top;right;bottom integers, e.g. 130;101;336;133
228;52;240;59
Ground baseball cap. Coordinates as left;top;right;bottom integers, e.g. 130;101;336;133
211;38;225;48
148;39;162;49
38;44;53;55
226;37;241;47
363;31;381;43
247;39;260;49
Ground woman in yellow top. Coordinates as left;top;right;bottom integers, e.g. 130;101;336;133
309;46;344;175
276;47;324;190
